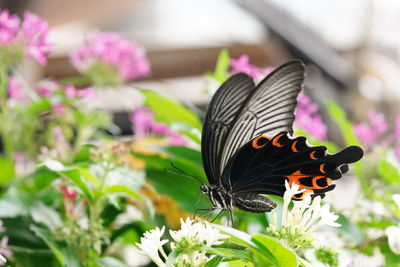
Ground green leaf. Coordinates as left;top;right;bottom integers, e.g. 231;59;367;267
31;226;82;267
58;168;93;201
0;156;15;185
251;234;297;267
326;101;360;146
336;214;364;246
94;257;129;267
378;159;400;184
30;203;62;230
104;185;141;199
142;90;202;129
170;122;201;144
209;49;230;83
204;255;224;267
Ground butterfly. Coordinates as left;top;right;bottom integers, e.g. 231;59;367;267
199;59;363;221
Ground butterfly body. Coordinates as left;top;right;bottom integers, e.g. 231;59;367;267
200;60;363;218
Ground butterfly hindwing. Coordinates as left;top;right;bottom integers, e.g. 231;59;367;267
223;132;363;199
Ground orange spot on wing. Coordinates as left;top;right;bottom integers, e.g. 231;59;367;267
291;140;298;152
320;164;326;174
272;134;284;147
286;170;330;190
310;151;318;160
252;136;270;149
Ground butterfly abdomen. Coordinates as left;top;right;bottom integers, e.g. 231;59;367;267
233;193;277;213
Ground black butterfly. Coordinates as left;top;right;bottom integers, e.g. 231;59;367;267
199;60;363;221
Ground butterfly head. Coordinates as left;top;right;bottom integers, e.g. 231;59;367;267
200;184;210;195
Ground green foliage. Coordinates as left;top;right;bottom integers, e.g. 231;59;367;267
207;49;230;83
142;90;202;130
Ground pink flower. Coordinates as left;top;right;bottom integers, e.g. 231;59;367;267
52;103;66;115
37;80;59;97
64;85;96;99
0;10;50;65
77;87;96;99
7;76;26;100
64;85;77;99
368;111;388;134
130;108;186;146
20;12;51;65
0;9;20;44
294;92;328;140
230;55;272;80
353;124;378;147
70;31;150;82
0;220;11;265
353;111;388;147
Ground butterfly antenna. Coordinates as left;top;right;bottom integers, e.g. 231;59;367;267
164;162;204;185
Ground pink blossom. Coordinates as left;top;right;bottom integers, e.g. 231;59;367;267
64;85;96;99
130;107;186;146
294;92;328;140
7;76;26;100
37;80;58;97
0;9;20;44
353;111;388;147
395;116;400;139
64;85;77;99
368;111;388;134
353;124;378;147
0;10;50;65
20;12;51;65
230;55;272;80
77;88;96;99
52;103;66;115
0;220;11;265
70;31;150;82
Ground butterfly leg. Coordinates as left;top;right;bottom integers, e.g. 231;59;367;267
210;209;225;223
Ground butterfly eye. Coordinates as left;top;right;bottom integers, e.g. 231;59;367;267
200;185;209;194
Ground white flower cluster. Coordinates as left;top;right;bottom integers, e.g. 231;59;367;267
385;194;400;255
136;218;228;267
267;181;340;249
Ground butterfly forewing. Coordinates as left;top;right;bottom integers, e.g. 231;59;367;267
219;60;306;179
201;74;255;184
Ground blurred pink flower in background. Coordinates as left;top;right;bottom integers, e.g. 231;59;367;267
20;12;51;65
0;9;19;44
70;32;150;82
52;103;66;115
230;55;272;80
64;85;96;99
294;92;328;140
37;81;57;97
0;220;12;265
130;108;186;146
7;76;26;100
353;111;388;148
0;9;51;65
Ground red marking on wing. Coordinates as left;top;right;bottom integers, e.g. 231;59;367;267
320;164;326;174
310;151;318;160
272;134;284;147
252;136;270;149
291;140;298;152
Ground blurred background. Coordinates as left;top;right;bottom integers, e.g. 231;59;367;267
2;0;400;133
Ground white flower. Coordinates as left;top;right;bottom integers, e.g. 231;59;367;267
0;254;6;264
393;194;400;210
136;226;168;267
170;217;228;250
267;181;341;249
170;218;229;267
386;225;400;255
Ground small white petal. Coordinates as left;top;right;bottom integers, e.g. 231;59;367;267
393;194;400;210
43;159;65;171
386;226;400;254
